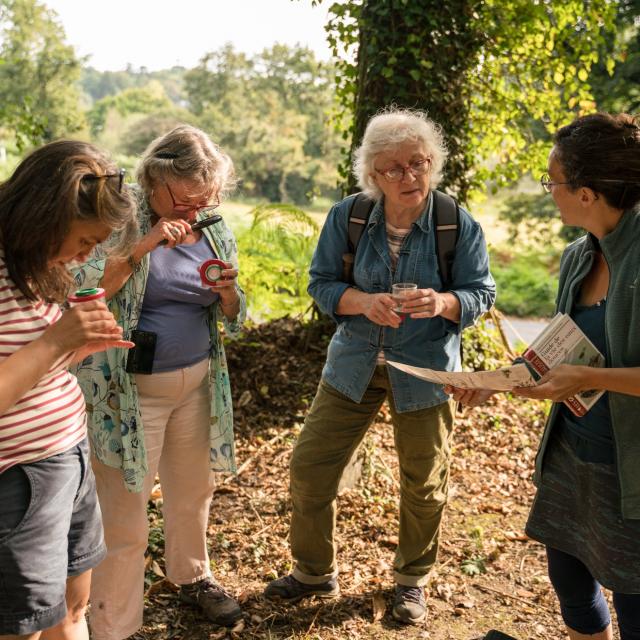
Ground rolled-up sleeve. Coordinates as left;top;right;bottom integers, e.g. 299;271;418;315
448;211;496;333
307;203;352;323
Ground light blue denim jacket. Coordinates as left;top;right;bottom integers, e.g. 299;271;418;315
309;192;496;412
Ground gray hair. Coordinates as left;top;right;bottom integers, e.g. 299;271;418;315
352;107;448;200
136;124;237;200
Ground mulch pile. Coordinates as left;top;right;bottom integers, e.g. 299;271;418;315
135;318;606;640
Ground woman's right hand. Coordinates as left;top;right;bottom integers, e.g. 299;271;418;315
444;385;496;407
361;292;402;328
41;301;124;356
140;217;193;252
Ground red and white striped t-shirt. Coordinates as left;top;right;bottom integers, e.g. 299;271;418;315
0;251;86;473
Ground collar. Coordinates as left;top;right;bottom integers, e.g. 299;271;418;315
368;191;433;233
593;206;640;262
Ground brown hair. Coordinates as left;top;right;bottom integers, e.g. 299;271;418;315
136;124;236;201
554;112;640;210
0;139;138;302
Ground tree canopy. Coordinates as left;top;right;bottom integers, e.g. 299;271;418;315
316;0;618;202
0;0;83;148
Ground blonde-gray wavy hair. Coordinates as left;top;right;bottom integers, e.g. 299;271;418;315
136;124;237;201
352;107;448;200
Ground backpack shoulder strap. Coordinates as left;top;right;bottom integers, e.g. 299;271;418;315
347;192;375;254
432;190;460;290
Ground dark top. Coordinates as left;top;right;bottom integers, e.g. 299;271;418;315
554;299;613;464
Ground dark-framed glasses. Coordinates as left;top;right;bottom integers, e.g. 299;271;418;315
83;168;126;193
540;173;571;193
375;157;431;183
165;182;220;214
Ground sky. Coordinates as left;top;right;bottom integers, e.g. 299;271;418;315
44;0;333;71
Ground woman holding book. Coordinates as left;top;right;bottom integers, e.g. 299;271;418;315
448;112;640;640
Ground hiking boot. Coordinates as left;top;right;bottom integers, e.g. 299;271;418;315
484;632;519;640
179;578;242;626
263;574;339;602
392;584;427;625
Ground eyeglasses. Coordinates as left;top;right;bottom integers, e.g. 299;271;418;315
375;158;431;183
83;168;126;193
165;182;220;214
540;173;571;193
541;173;635;194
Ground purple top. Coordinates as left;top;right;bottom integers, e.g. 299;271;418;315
137;235;219;372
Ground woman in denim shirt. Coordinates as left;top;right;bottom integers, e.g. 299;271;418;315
264;107;495;624
73;126;246;638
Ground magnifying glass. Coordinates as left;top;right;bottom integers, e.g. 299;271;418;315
159;214;223;245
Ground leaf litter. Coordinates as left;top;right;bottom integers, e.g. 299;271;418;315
128;318;616;639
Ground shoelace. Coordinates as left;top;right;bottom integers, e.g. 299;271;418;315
193;579;233;600
398;586;424;605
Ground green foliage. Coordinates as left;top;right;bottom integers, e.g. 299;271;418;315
316;0;617;201
462;317;513;372
591;0;640;113
118;108;196;157
499;191;585;248
237;203;320;320
491;250;559;317
184;44;341;205
87;81;173;138
470;0;617;193
461;556;487;576
81;64;187;104
0;0;84;147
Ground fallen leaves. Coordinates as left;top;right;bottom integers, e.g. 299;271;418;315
135;317;563;639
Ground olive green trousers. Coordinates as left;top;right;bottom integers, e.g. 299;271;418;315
289;366;455;588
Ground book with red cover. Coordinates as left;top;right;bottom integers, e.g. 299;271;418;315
522;312;605;417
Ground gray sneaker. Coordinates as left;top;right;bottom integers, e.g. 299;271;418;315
263;574;339;602
392;584;427;624
179;578;242;626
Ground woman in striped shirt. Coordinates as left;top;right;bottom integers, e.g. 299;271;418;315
0;140;137;640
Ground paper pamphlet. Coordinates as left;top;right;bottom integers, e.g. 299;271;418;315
388;312;605;415
386;360;535;391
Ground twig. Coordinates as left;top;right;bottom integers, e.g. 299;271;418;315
237;486;265;527
473;582;553;613
372;449;400;489
305;605;323;634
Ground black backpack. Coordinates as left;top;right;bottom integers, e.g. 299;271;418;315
341;190;460;290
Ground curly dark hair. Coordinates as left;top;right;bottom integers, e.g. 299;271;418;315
554;112;640;210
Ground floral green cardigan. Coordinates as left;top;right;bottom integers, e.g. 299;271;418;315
72;189;246;492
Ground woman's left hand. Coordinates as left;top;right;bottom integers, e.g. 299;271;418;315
401;288;446;318
212;261;239;305
513;364;594;402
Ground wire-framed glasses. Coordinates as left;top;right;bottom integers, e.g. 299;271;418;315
540;173;571;193
375;158;432;183
165;182;220;214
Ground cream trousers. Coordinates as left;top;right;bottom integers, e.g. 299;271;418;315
89;358;215;640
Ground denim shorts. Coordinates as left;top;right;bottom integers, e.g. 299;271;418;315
0;438;106;635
